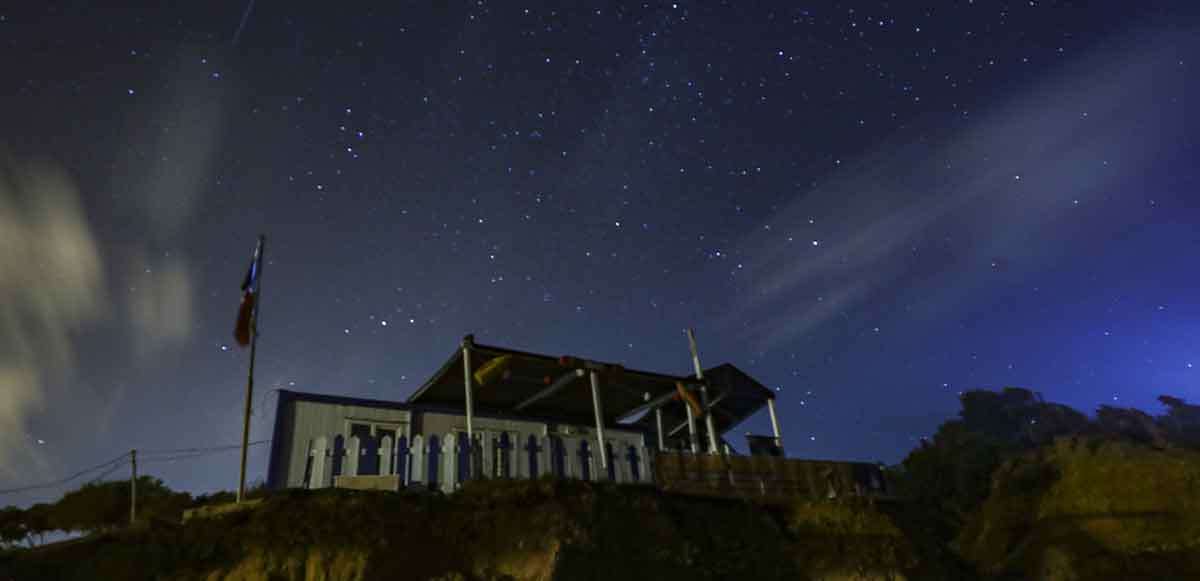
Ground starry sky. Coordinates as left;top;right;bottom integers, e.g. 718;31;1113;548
1;1;1197;501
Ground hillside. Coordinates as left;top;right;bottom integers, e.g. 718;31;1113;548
0;479;919;581
957;437;1200;579
4;439;1199;579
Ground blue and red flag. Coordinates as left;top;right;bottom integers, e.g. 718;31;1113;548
234;238;263;346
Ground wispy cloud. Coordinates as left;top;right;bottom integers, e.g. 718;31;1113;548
0;57;232;482
113;56;230;359
722;27;1189;353
0;157;107;480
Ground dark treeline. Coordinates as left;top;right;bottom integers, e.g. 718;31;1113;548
890;388;1200;542
0;478;266;548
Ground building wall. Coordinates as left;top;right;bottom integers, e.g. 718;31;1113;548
282;400;413;489
277;397;648;489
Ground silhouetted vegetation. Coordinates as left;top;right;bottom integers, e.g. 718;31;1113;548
1;480;922;581
891;388;1200;543
0;477;268;549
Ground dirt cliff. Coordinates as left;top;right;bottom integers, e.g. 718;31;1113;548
0;479;916;581
957;437;1200;579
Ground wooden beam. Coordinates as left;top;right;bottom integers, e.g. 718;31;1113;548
513;369;584;411
667;392;730;438
615;389;678;422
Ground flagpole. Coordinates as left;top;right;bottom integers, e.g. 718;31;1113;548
237;235;265;503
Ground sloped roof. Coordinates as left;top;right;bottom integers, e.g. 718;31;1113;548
406;340;773;438
632;363;775;449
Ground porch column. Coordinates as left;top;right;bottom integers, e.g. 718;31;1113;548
767;396;783;450
646;392;666;452
589;370;608;472
655;408;666;452
686;328;719;454
700;385;719;454
685;401;698;454
462;335;475;477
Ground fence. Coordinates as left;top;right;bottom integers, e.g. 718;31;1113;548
652;451;894;502
302;431;654;493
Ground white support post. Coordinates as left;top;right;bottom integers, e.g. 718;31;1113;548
309;437;329;488
462;336;475;443
379;435;394;476
410;435;425;486
589;370;608;472
686;328;719;455
645;392;666;453
700;385;719;454
480;430;493;479
685;403;698;454
442;435;456;493
767;397;783;450
345;436;361;477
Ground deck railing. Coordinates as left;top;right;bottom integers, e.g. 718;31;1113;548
302;431;653;493
299;431;892;502
652;451;894;501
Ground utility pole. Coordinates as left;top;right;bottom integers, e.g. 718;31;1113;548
130;449;137;525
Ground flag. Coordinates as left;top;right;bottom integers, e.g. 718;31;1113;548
473;355;513;387
234;238;262;346
674;382;704;418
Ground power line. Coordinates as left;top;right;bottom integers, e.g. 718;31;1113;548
140;440;270;464
0;452;129;495
87;460;130;485
139;439;271;456
0;440;272;496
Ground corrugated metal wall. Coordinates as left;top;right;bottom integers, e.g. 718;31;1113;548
279;398;647;488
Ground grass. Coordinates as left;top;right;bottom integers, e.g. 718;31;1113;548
0;478;921;581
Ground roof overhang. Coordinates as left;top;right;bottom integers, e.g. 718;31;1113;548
405;340;773;439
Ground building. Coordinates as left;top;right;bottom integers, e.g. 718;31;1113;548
266;335;889;500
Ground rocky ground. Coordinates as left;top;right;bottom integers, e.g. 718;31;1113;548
956;437;1200;580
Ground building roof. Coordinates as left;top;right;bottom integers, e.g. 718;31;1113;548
273;388;649;434
405;339;774;442
631;363;775;449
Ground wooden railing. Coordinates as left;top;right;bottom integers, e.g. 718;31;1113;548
652;452;894;502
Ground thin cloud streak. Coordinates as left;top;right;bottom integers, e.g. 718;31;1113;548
723;27;1189;354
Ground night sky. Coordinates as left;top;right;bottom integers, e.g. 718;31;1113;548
2;1;1197;501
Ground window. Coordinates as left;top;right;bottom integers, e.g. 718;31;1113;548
346;420;407;441
345;420;408;475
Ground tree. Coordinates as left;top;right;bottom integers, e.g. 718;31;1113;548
1028;403;1094;445
0;506;29;548
959;387;1042;445
52;476;191;533
24;504;53;547
1157;395;1200;448
50;480;126;534
1095;406;1167;448
132;476;191;524
896;419;1006;523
